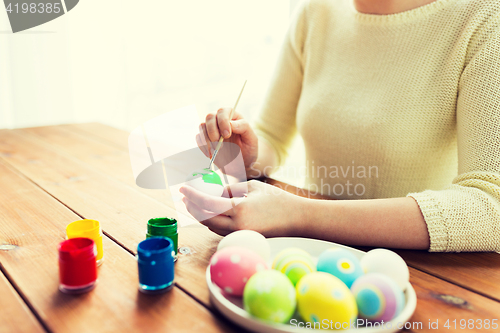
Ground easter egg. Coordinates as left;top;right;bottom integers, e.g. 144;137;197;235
317;248;363;288
217;230;271;261
210;246;267;296
296;272;357;328
351;273;405;322
243;270;296;323
360;249;409;290
272;248;316;286
186;168;224;197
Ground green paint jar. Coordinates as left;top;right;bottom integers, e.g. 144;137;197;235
146;217;178;260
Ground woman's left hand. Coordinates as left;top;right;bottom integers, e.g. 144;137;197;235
179;180;305;237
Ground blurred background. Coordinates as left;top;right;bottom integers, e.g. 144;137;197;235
0;0;305;186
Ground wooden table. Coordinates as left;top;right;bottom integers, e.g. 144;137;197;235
0;123;499;333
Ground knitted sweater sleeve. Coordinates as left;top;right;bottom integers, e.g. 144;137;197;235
253;1;308;166
408;14;500;252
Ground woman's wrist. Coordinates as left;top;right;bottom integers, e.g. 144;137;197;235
246;161;263;179
287;196;430;249
287;197;354;244
246;138;278;179
286;195;315;237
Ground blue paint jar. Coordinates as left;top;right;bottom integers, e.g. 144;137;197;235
137;237;175;294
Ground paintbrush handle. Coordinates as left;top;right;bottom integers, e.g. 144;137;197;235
214;137;224;151
208;137;224;168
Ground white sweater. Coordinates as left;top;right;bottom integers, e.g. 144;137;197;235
254;0;500;252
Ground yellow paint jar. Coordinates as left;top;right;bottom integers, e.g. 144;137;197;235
66;219;104;265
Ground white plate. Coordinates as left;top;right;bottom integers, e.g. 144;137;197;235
206;237;417;333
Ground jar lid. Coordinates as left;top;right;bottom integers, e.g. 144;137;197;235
58;238;97;261
147;217;177;236
137;237;174;262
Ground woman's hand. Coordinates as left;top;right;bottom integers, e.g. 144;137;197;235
197;108;259;177
180;180;305;237
180;179;431;250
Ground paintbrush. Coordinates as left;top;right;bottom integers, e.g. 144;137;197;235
208;80;247;170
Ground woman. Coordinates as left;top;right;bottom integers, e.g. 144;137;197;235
180;0;500;252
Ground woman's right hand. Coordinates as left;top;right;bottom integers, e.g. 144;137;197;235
197;108;259;176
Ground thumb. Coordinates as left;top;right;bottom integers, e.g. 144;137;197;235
230;119;252;136
230;119;258;147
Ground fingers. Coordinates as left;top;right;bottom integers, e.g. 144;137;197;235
231;112;244;121
205;108;238;142
231;118;257;145
200;108;248;164
217;108;232;139
208;227;233;236
222;186;232;198
180;185;235;216
222;181;250;198
182;196;233;230
230;118;250;135
196;133;210;158
196;123;212;158
205;112;221;142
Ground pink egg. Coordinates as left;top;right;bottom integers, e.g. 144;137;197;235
210;246;268;296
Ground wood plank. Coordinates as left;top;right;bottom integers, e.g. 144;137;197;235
408;268;500;332
19;125;185;216
0;128;176;240
0;159;234;333
62;123;130;150
0;129;215;307
0;270;46;333
394;251;500;302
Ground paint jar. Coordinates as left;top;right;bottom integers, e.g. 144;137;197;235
146;217;178;260
137;237;175;294
58;238;98;294
66;219;104;265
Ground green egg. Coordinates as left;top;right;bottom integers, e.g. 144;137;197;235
243;270;296;324
272;248;316;286
192;168;223;186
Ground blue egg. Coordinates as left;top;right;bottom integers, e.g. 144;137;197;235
316;248;364;288
351;273;405;322
356;288;382;317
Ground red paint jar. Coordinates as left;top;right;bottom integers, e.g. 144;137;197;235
58;238;98;293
